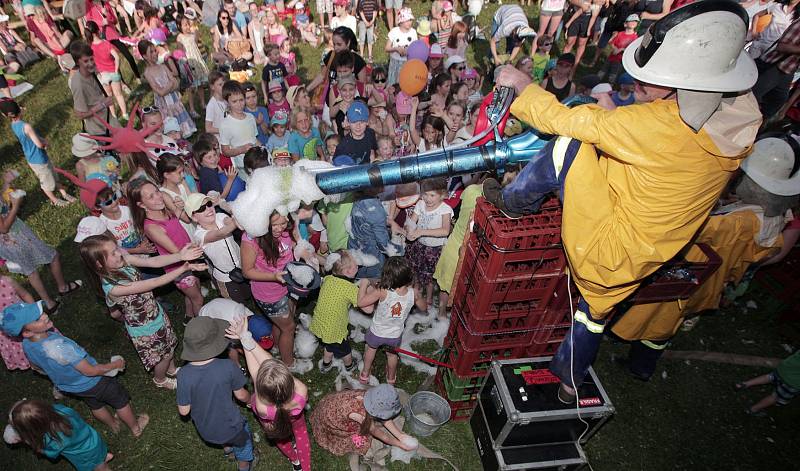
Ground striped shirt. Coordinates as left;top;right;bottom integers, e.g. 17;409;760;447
763;18;800;75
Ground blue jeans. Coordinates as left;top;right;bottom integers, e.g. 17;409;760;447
230;422;254;463
502;137;581;215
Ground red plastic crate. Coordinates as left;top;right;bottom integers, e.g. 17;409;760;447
452;302;545;333
549;274;581;313
631;243;722;304
531;323;571;345
472;197;563;251
445;339;530;377
525;339;562;357
462;236;567;280
445;309;539;349
446;397;478;422
452;261;566;318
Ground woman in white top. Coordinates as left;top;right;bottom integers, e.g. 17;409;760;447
249;10;268;64
356;257;427;385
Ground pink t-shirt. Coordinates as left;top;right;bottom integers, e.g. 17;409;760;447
85;1;120;41
144;216;191;273
242;232;294;303
91;40;116;73
268;100;292;118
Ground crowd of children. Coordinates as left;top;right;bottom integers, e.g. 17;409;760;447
1;0;799;470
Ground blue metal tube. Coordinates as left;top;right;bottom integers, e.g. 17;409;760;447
315;129;550;195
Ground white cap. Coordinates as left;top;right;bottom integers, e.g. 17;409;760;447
74;216;107;242
162;117;181;134
444;55;465;70
591;83;613;94
295;1;304;9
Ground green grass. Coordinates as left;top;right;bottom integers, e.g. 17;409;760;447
1;2;800;470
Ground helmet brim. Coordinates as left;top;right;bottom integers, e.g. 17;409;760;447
621;36;758;93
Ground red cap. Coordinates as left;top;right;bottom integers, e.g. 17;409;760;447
54;168;110;210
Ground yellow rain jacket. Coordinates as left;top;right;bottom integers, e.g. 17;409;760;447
509;85;762;318
612;211;780;341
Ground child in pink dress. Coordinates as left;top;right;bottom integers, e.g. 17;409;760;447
0;275;33;370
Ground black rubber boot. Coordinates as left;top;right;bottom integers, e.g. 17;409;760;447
482;178;523;218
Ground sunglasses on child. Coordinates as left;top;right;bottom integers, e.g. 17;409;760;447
141;105;161;115
374;78;386;83
191;201;214;214
97;190;122;208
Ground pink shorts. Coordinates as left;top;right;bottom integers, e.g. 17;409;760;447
175;274;199;290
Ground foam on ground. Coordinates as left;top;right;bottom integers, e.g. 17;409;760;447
349;249;379;267
294;313;318;359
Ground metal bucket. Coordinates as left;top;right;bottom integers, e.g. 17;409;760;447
405;391;451;437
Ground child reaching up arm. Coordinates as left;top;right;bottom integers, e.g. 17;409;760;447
80;234;206;389
310;250;374;375
357;257;427;385
225;314;313;471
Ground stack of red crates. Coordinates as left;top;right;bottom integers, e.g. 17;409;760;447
437;197;579;422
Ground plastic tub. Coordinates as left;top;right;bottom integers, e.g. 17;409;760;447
405;391;451;437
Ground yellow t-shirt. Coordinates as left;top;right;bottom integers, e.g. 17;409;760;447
310;275;359;344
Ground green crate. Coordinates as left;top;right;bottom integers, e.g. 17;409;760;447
441;369;487;402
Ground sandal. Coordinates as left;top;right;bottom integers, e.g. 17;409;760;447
44;301;61;316
50;199;69;207
734;382;747;392
166;367;181;378
386;374;397;385
223;447;236;462
358;371;370;385
153;376;177;390
58;280;83;297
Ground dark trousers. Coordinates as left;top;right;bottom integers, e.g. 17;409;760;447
752;61;793;120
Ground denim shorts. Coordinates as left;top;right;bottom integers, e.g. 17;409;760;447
228;422;255;463
255;295;291;318
770;371;800;406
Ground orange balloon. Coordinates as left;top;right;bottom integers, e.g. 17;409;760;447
398;59;429;96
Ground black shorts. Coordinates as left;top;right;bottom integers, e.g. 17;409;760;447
71;376;131;410
322;339;352;359
568;14;592;38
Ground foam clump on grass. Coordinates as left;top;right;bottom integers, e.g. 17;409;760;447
232;159;337;237
399;311;450;375
294;313;319;359
391;437;420;464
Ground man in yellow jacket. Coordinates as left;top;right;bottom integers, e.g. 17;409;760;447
488;0;763;403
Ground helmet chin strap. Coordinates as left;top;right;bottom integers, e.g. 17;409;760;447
677;89;723;133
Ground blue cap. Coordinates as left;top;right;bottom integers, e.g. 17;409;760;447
346;101;369;123
333;155;356;167
618;73;634;85
271;110;289;126
247;314;273;339
0;302;44;336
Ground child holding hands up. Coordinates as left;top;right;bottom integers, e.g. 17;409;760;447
79;234;206;389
